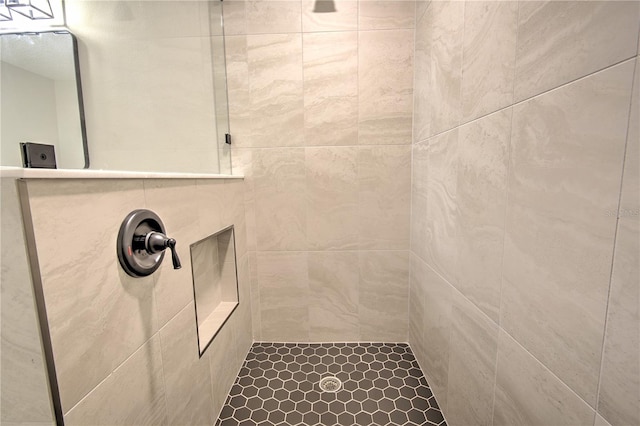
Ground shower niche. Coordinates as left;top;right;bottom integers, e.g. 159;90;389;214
190;225;239;355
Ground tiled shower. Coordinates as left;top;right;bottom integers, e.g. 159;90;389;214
1;1;638;426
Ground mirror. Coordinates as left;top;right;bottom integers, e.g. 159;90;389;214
1;30;88;168
190;225;239;356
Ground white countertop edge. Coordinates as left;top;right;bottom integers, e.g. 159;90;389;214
0;167;244;180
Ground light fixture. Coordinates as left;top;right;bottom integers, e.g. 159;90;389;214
3;0;53;21
313;0;337;13
0;0;11;21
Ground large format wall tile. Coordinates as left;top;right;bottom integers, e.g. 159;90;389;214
308;251;359;341
456;109;511;323
413;9;432;143
302;0;357;32
230;253;254;358
358;29;414;145
409;253;427;370
595;414;613;426
206;315;239;419
493;331;595;426
306;147;358;250
446;293;499;426
461;1;517;122
410;141;429;262
158;303;214;426
257;252;310;341
358;251;409;342
143;180;201;328
514;1;639;102
1;179;53;425
64;335;168;425
245;0;301;34
357;145;411;250
247;34;303;148
423;1;464;137
501;61;635;405
25;180;158;413
303;32;358;147
358;1;415;30
425;129;459;287
598;57;640;426
411;254;452;410
253;148;306;251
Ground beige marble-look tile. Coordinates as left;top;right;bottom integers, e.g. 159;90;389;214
220;179;248;258
64;335;167;425
594;414;612;426
24;180;158;413
357;145;411;250
415;0;430;23
425;129;459;287
424;0;464;137
308;251;359;341
410;141;429;262
143;180;201;328
456;109;511;323
461;1;517;122
514;1;640;102
413;6;431;144
502;61;635;405
359;251;409;342
246;0;302;34
257;252;310;342
1;179;53;425
493;331;596;426
358;29;414;145
358;1;415;30
598;216;640;426
231;148;257;252
446;292;499;426
409;253;427;372
410;254;452;410
206;315;239;419
306;147;359;250
231;253;253;357
303;31;358;147
247;34;304;148
158;303;214;426
598;57;640;426
253;148;307;251
302;0;357;32
248;251;261;340
221;0;247;36
194;179;226;237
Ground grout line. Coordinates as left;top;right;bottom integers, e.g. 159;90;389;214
593;53;639;418
414;55;639;146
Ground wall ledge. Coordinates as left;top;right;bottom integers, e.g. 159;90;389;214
0;167;243;180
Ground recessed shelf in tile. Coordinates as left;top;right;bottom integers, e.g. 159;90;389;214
190;225;239;355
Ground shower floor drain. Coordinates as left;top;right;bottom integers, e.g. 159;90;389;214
319;376;342;392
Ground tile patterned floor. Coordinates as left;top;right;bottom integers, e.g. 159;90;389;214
216;343;447;426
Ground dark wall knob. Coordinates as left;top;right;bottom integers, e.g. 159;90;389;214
117;209;181;277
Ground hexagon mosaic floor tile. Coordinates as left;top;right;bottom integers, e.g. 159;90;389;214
215;343;448;426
